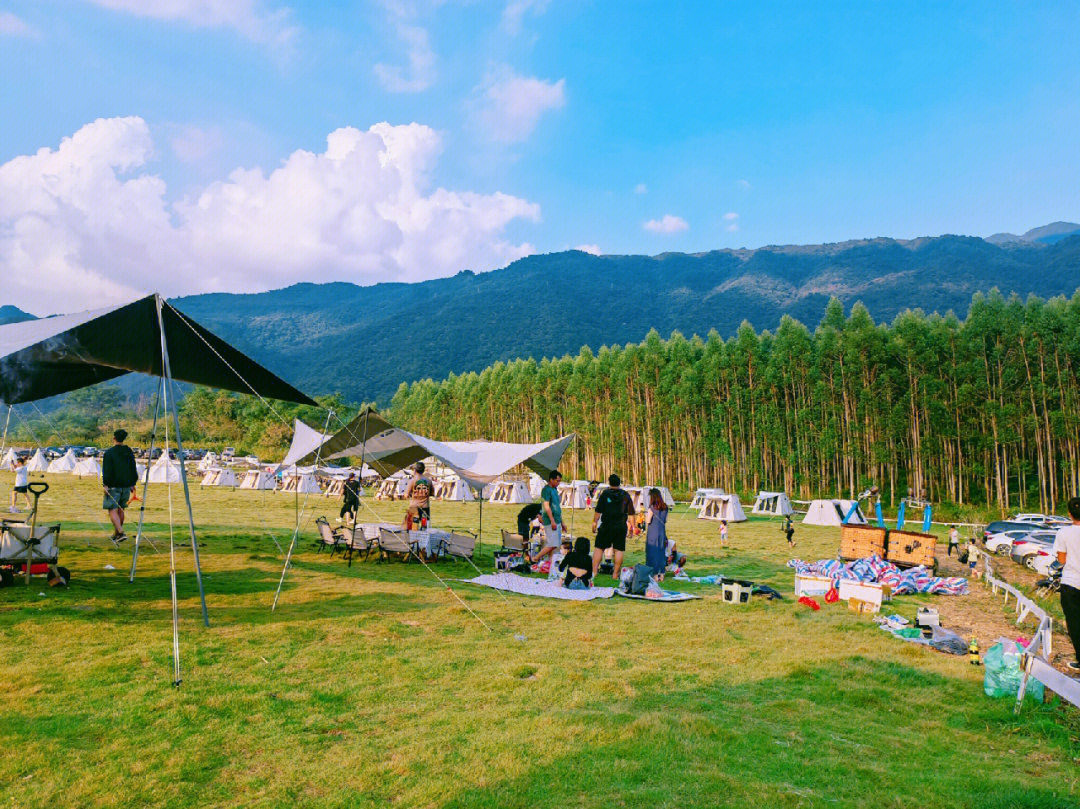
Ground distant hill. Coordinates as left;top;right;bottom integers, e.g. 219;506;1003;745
986;221;1080;245
0;305;35;325
6;229;1080;405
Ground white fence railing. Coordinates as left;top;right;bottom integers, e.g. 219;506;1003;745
982;556;1053;657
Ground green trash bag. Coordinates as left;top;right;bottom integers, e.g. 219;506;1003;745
983;638;1044;701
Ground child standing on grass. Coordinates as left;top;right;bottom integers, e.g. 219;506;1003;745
783;515;796;549
719;520;729;547
9;456;30;513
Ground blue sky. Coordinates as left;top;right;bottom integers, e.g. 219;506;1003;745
1;1;1078;311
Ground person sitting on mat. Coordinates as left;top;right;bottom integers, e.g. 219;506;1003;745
102;429;138;544
560;536;593;590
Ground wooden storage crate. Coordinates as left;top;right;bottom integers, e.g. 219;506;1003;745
886;529;937;569
839;524;887;560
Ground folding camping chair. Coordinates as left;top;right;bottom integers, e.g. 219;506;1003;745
443;530;477;562
378;527;417;562
313;517;345;555
500;528;525;552
343;525;377;567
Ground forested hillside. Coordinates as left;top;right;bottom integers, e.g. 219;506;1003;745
170;232;1080;403
390;291;1080;515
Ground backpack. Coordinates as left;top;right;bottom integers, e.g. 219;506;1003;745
629;564;654;596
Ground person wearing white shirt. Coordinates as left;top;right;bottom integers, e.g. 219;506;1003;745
1052;496;1080;672
9;456;30;512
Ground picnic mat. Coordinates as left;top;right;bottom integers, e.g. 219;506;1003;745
463;573;615;600
615;589;698;602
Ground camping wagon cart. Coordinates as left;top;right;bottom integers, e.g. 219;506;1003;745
0;482;69;588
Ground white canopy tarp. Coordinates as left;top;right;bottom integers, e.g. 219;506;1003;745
148;455;185;484
282;409;574;492
73;457;101;478
47;449;78;474
698;494;747;522
802;499;867;526
26;449;48;472
752;491;794;516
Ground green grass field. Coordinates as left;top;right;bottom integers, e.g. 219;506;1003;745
1;473;1078;808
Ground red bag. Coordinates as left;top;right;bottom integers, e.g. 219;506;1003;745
824;586;839;604
797;596;821;611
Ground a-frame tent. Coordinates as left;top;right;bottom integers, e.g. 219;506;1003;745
751;491;794;517
73;457;102;478
25;449;48;472
437;477;476;502
802;499;867;526
690;488;725;509
698;494;748;522
47;448;79;474
558;480;590;509
0;293;316;686
201;468;239;488
488;480;530;504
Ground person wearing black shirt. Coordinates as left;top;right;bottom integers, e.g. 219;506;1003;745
101;428;139;543
516;502;542;545
560;536;593;590
592;473;636;580
340;473;361;522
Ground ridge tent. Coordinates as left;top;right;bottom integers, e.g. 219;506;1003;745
488;480;530;504
375;475;408;500
632;485;676;511
46;449;78;474
279;473;321;494
802;499;867;526
25;449;48;472
698;494;748;522
135;461;147;480
558;481;590;510
201;468;238;488
528;472;545;499
752;491;794;517
73;457;102;478
690;488;725;509
437;477;475;502
239;469;277;490
148;455;185;484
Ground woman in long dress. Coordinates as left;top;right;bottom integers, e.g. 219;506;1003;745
644;487;669;579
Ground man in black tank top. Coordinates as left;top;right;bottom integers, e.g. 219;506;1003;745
591;473;635;580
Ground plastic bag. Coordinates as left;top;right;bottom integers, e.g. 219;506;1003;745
983;638;1044;701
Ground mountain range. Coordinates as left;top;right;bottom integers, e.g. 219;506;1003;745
6;226;1080;405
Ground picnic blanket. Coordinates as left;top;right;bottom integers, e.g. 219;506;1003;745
787;555;968;595
464;573;615;600
615;588;698;602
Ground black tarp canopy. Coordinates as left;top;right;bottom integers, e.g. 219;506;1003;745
0;294;316;406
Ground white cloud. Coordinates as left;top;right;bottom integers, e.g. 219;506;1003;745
0;11;36;36
723;211;739;220
374;23;436;93
0;117;542;312
736;178;751;189
471;67;566;143
723;212;739;232
81;0;297;46
169;124;225;164
634;183;647;195
643;214;688;234
501;0;549;35
574;244;601;255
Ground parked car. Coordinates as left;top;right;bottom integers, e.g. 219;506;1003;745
1010;532;1057;568
1032;554;1063;578
983;520;1036;541
1043;516;1070;528
985;529;1033;555
1012;513;1050;525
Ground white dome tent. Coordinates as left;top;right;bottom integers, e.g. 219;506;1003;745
201;468;238;488
802;499;867;527
751;491;794;517
46;449;78;474
697;493;748;522
488;480;531;505
26;449;48;472
73;457;102;478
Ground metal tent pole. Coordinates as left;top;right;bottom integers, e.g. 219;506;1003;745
129;376;163;581
0;404;11;463
156;296;210;628
478;496;484;560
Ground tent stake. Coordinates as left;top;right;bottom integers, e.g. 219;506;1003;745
157;295;210;628
130;376;163;582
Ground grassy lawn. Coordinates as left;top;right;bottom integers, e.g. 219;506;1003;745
2;474;1079;808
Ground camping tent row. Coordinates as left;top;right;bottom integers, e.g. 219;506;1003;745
802;499;867;526
200;467;238;488
593;483;676;512
751;491;794;516
46;449;79;474
697;493;748;522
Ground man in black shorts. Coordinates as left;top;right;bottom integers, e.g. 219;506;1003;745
102;428;139;543
592;473;635;580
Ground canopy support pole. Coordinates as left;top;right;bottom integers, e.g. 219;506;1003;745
272;408;335;612
157;295;209;628
129;375;164;581
0;404;11;464
478;497;484;561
